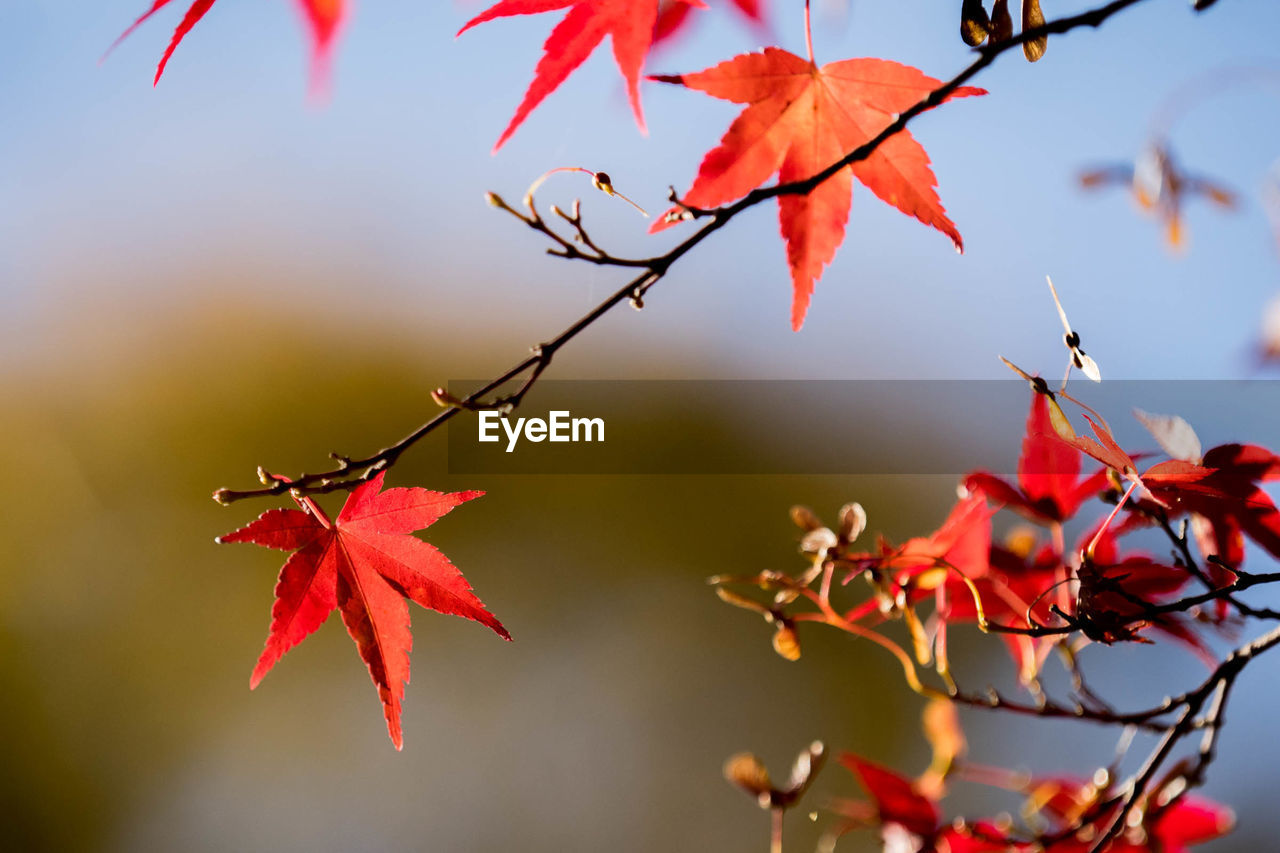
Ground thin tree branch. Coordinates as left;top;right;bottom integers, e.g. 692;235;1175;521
1087;621;1280;851
215;0;1168;504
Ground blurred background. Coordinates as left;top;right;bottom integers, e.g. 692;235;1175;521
1;0;1279;850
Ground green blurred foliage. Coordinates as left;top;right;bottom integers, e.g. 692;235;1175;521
0;291;954;852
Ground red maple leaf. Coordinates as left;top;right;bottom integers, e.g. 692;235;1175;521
458;0;706;152
650;48;983;329
837;754;941;839
111;0;344;88
1142;454;1280;590
964;392;1108;525
217;472;510;749
842;495;993;613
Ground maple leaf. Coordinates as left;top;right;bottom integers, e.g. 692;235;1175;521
111;0;345;88
887;494;993;585
650;49;983;330
964;392;1108;525
458;0;706;152
842;755;940;838
1125;412;1280;615
1145;455;1280;575
840;496;992;613
218;472;509;750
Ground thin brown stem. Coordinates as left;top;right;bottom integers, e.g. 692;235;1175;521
803;0;814;65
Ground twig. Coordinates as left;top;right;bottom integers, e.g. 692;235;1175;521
1086;622;1280;851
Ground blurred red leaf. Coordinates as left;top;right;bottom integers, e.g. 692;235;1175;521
1144;446;1280;597
650;50;982;329
839;754;940;838
458;0;706;152
654;0;764;47
112;0;345;87
964;393;1107;524
218;472;509;749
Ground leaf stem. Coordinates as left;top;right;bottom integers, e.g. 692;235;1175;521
804;0;814;65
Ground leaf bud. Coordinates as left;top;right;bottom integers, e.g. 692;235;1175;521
431;387;463;408
790;504;823;531
837;502;867;543
772;623;801;661
799;527;838;555
724;752;772;803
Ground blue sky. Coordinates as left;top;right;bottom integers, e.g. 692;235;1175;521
2;0;1278;383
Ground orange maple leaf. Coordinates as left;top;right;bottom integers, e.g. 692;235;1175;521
651;49;984;330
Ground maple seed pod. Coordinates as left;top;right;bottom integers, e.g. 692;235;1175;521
1022;0;1047;62
786;741;826;799
724;752;773;803
772;623;801;661
800;527;838;555
790;504;823;531
837;502;867;543
1046;397;1077;443
960;0;991;45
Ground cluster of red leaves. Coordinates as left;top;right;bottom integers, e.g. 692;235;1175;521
814;389;1280;688
831;702;1233;853
456;0;980;329
218;473;509;749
